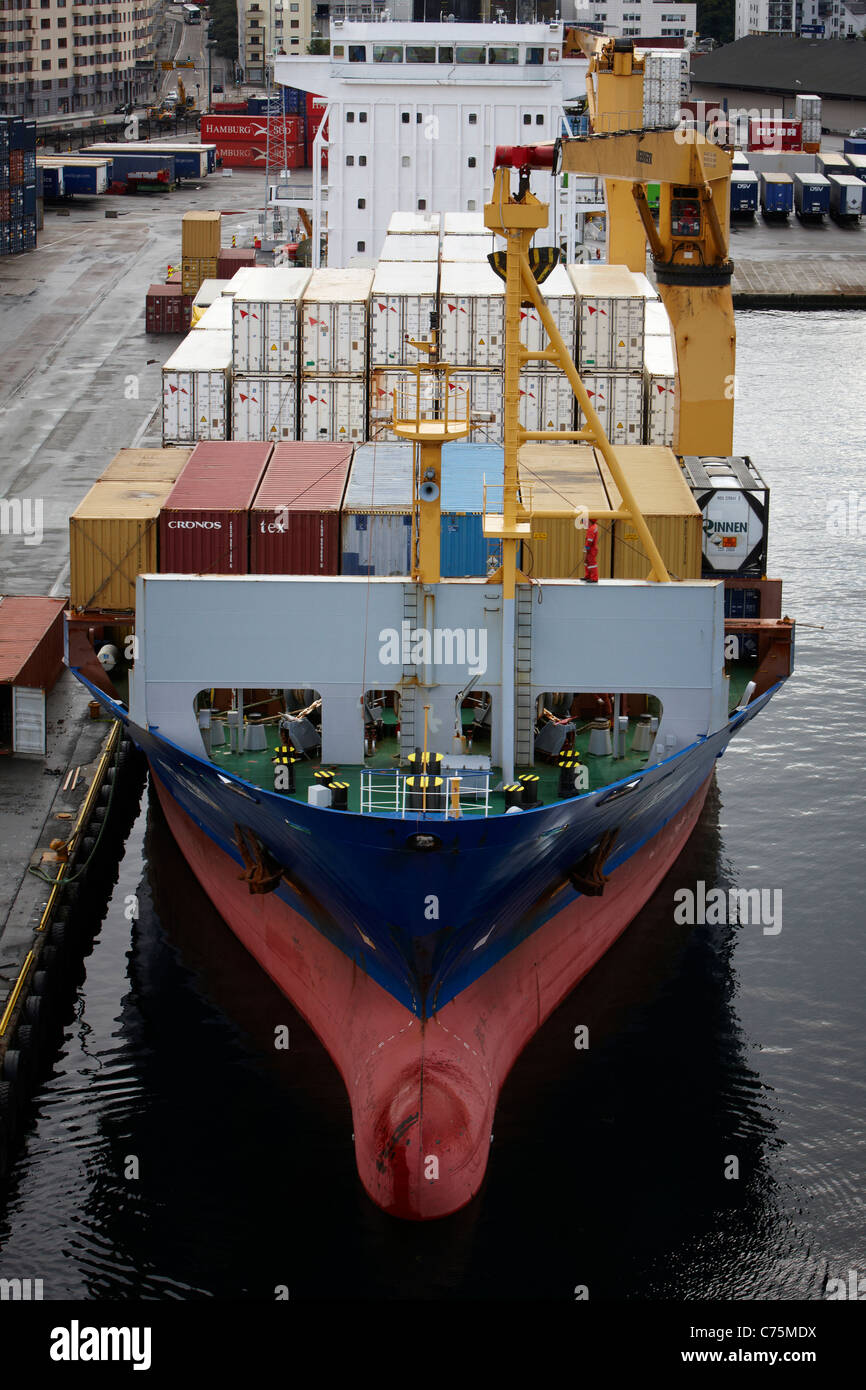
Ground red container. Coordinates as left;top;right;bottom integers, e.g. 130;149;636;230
9;149;23;185
0;189;9;220
146;284;183;334
217;141;304;169
160;442;273;576
0;596;66;690
217;247;257;278
250;442;354;575
305;91;327;134
200;115;303;143
748;118;802;152
210;100;248;114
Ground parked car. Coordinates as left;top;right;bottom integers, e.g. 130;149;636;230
212;83;224;93
849;127;866;138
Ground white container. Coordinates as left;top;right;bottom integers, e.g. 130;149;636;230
519;264;577;364
387;211;441;236
440;234;494;262
341;443;413;576
193;278;230;309
232;376;298;442
442;211;487;235
193;297;234;331
567;264;657;371
379;234;440;262
230;267;312;375
301;377;368;442
368;369;412;441
300;267;374;376
162;330;232;444
449;371;504;444
644;299;673;338
576;373;644;445
439;261;505;368
518;373;575;435
643;335;677;447
829;174;864;218
370;261;439;367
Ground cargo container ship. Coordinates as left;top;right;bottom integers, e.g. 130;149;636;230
68;37;794;1220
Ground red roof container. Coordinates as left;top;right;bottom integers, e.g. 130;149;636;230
250;442;354;575
146;283;188;334
200;115;303;143
217;247;257;278
0;596;66;689
160;442;273;575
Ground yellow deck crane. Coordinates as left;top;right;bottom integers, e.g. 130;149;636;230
562;31;736;457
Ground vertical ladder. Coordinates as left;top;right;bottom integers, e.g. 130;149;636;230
399;583;419;757
514;583;534;767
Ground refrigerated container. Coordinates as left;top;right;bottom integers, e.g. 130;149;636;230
439;261;504;368
379;234;439;262
518;373;575;435
232;376;298;443
231;266;312;374
567;264;657;371
643;334;677;447
440;235;493;263
576;372;645;445
301;267;374;375
519;263;577;362
301;377;367;442
448;371;504;444
386;211;441;235
370;260;439;366
679;455;769;577
162;330;232;444
193;297;234;331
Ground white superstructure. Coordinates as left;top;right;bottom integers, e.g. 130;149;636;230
274;21;589;267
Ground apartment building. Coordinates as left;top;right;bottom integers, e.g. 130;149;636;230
239;0;313;84
0;0;158;117
570;0;697;39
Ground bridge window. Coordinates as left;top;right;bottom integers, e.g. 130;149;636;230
488;46;518;64
526;46;543;64
456;45;485;64
406;44;435;63
332;43;344;57
373;44;402;63
348;45;365;62
438;45;454;63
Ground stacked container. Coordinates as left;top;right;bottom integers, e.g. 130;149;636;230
250;442;354;575
380;235;440;263
306;91;328;170
193;298;234;332
0;116;37;257
567;265;657;444
642;51;683;131
191;278;230;325
436;260;504;442
181;211;221;296
159;442;272;576
828;175;865;223
680;455;769;579
440;443;503;578
795;93;822;153
598;446;702;581
518;263;578;438
217;247;257;279
368;259;439;439
516;444;612;581
300;268;373;443
162;331;233;444
387;211;441;236
69;453;190;612
760;172;794;218
230;267;311;443
341;443;414;575
199;114;305;169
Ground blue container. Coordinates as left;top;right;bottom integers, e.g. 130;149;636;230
59;164;105;195
39;165;63;197
282;87;303;114
105;151;175;184
843;137;866;156
440;443;505;578
730;172;758;214
11;119;35;151
760;173;793;216
23;183;36;216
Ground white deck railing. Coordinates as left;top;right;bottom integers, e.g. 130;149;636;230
360;769;491;818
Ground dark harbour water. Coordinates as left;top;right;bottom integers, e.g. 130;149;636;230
0;311;864;1302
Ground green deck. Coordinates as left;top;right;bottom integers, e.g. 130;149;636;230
203;664;758;815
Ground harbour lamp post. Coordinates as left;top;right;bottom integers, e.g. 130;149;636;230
207;38;218;113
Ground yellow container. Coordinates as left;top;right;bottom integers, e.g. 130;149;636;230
98;448;192;484
597;445;702;581
182;256;219;295
69;480;174;612
517;443;613;580
181;210;222;259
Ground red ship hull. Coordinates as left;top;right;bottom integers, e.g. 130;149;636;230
154;771;712;1220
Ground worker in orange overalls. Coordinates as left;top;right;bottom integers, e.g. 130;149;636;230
583;520;599;583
